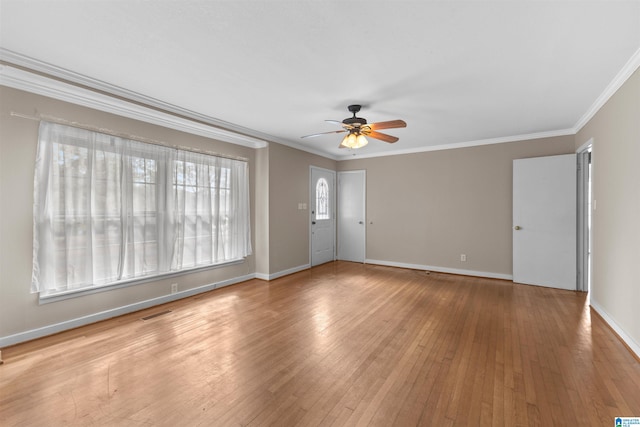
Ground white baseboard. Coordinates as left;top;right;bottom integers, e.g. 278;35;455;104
590;300;640;359
365;259;513;281
254;272;270;280
257;264;310;281
1;264;316;348
7;263;637;364
0;273;256;348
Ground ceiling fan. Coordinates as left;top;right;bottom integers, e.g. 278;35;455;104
301;105;407;149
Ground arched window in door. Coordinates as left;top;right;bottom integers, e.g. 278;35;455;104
316;178;330;220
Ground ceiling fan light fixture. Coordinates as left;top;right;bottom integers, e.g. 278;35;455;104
341;132;368;149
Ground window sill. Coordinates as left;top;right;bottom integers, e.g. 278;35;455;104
38;258;246;304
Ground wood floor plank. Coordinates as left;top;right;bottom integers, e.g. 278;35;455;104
1;261;639;426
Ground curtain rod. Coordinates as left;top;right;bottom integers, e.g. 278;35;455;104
10;111;250;162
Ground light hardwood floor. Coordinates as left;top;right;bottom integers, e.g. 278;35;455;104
1;262;639;426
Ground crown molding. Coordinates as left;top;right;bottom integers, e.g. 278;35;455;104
0;49;341;159
574;46;640;133
269;138;340;160
335;128;577;161
0;50;268;149
3;45;638;161
339;45;640;162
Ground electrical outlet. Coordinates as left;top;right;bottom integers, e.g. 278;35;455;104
460;254;467;262
171;283;178;294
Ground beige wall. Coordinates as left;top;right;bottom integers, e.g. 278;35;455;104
576;68;640;350
339;136;576;276
0;86;258;341
268;143;336;274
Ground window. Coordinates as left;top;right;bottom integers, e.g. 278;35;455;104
316;177;329;220
32;121;251;297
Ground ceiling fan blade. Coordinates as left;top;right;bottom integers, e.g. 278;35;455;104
363;130;399;143
301;130;347;139
368;120;407;131
326;120;356;131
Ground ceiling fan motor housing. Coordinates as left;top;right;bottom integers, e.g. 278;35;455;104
343;117;367;126
344;104;367;126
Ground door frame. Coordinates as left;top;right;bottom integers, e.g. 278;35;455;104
577;138;593;293
309;166;336;266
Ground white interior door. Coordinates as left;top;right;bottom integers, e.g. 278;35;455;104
338;170;366;263
311;167;336;266
513;154;576;290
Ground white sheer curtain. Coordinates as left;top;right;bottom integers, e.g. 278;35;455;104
32;122;251;296
171;150;252;270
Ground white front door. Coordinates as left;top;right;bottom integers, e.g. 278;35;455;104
311;167;335;266
338;170;366;263
513;154;577;290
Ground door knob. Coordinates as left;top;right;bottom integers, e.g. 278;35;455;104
312;221;316;225
514;225;521;230
359;221;363;224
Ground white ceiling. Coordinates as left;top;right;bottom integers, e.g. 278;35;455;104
1;1;639;159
